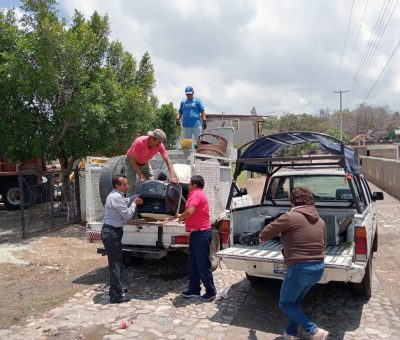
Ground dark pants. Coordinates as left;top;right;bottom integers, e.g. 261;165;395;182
101;224;124;301
187;230;216;295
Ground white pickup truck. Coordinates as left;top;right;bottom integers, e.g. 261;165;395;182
85;129;252;268
217;131;384;298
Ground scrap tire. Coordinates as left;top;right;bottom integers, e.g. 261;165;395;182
99;156;128;206
353;254;372;299
210;227;221;272
2;181;31;210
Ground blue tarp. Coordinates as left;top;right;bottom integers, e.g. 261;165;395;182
237;131;360;174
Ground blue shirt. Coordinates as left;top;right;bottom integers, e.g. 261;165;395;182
179;97;205;128
103;189;137;228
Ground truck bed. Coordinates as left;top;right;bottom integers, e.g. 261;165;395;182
217;240;364;284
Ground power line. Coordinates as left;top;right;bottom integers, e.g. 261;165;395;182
363;38;400;102
336;0;355;88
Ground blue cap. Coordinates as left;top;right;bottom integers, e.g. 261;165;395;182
185;86;194;94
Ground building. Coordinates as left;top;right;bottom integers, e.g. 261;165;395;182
207;113;269;147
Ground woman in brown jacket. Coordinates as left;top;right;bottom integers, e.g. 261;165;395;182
259;187;329;340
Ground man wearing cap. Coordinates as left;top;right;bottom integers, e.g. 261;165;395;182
176;86;206;144
125;129;178;196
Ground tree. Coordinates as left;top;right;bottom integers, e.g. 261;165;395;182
153;103;181;149
0;0;157;200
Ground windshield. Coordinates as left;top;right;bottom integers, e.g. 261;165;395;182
265;175;353;202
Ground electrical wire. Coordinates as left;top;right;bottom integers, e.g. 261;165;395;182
362;38;400;102
336;0;355;89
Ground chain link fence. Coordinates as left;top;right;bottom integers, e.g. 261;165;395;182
0;169;80;243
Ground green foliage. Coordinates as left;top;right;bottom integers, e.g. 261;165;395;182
0;1;158;170
153;103;181;149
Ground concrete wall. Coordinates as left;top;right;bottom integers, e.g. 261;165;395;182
360;156;400;200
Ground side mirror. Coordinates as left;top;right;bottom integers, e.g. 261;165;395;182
371;192;384;201
239;188;248;196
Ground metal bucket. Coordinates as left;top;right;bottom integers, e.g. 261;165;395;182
196;134;228;157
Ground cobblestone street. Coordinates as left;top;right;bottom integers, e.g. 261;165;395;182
1;185;400;340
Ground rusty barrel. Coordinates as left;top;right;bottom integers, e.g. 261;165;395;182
196;134;228;157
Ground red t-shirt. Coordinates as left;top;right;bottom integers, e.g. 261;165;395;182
126;136;167;164
185;188;211;232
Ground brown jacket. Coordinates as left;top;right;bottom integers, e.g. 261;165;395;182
259;205;326;266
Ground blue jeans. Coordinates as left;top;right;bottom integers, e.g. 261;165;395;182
184;126;202;144
187;230;216;295
279;260;324;336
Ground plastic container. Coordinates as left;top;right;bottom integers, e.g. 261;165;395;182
109;319;133;331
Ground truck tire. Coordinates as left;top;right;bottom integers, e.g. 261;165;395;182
245;272;261;285
210;227;221;272
353;255;372;299
99;156;128;205
2;181;30;210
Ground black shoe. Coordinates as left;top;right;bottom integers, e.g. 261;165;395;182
110;296;131;304
182;290;200;298
122;287;128;293
200;292;216;301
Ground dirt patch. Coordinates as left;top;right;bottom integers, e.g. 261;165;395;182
0;224;107;329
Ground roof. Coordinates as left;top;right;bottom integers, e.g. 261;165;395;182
273;169;346;176
207;114;269;120
235;131;360;175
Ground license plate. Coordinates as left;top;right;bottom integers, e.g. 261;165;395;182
273;263;287;275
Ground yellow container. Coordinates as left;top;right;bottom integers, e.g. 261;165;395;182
180;138;193;150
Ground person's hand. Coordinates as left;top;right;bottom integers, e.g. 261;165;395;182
176;118;181;127
259;235;265;245
134;196;143;205
170;175;178;184
202;120;207;130
177;213;184;223
140;175;146;182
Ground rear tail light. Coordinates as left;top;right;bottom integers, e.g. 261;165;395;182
221;220;230;244
172;235;190;244
355;226;367;261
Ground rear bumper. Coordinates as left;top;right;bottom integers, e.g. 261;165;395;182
220;256;366;284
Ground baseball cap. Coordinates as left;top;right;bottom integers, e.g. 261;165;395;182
148;129;166;142
185;86;194;94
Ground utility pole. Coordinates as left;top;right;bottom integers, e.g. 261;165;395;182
334;90;349;141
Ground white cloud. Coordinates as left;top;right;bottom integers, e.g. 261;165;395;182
3;0;400;115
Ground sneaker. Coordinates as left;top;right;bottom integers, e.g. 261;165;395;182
182;290;200;298
283;331;297;340
200;292;216;301
109;296;131;304
310;328;329;340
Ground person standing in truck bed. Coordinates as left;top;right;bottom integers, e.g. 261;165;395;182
259;187;329;340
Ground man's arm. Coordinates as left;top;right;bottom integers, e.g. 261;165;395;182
113;195;138;221
161;153;178;184
178;206;196;222
130;154;146;182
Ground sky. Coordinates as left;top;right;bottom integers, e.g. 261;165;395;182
2;0;400;117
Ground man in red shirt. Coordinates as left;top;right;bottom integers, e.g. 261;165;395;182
125;129;178;196
178;175;216;301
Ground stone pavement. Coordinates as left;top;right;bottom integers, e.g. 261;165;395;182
1;185;400;340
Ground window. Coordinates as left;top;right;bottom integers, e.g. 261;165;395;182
232;119;239;130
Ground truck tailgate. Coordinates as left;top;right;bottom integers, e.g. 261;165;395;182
217;241;359;283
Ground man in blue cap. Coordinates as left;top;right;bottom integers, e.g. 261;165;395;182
176;86;206;144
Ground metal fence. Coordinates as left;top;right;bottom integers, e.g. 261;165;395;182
0;169;80;243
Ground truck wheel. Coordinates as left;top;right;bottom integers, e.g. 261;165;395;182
210;227;221;272
122;252;144;266
245;272;261;285
353;255;372;299
2;181;31;210
99;156;128;205
372;230;378;252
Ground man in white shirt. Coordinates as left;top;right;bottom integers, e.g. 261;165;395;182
101;175;143;303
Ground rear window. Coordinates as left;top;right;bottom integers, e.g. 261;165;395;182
265;175;353;202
